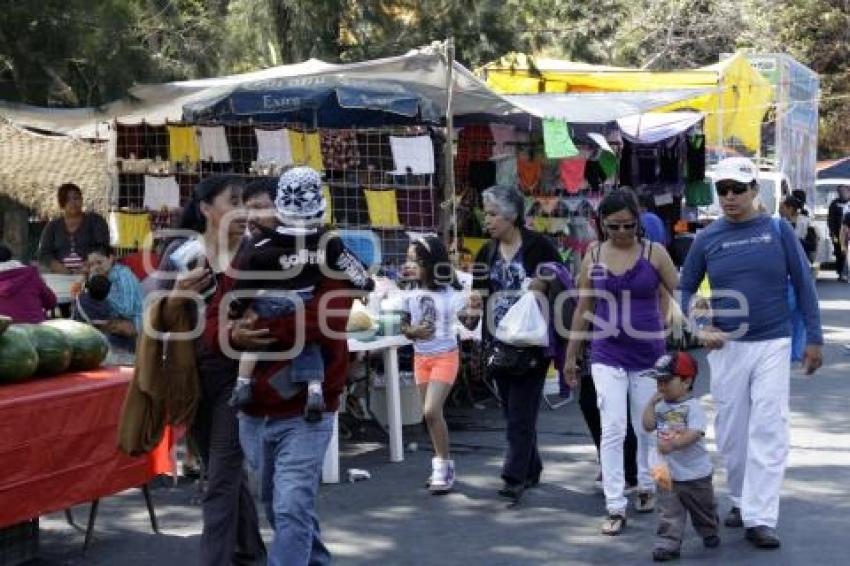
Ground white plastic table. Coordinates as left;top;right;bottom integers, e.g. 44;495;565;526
322;334;411;484
42;274;82;305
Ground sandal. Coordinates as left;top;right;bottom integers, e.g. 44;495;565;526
601;513;626;535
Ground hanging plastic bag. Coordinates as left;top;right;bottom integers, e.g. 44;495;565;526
494;293;549;347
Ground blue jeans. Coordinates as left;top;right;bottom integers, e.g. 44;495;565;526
253;293;324;385
239;413;333;566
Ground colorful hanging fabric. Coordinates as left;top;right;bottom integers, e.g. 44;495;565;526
143;175;181;210
167;126;200;165
364;188;402;227
492;155;517;187
255;128;294;166
462;237;487;258
558;158;587;194
109;211;152;249
517;156;542;193
542;118;579;159
320;130;360;170
321;186;333;225
537;196;560;215
489;124;517;156
685;180;713;207
389;135;435;175
197;126;231;163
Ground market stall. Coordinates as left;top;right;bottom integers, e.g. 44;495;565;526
0;366;172;556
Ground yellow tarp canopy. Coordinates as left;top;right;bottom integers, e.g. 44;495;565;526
480;52;773;152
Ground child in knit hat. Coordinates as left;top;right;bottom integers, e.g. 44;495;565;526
230;166;374;421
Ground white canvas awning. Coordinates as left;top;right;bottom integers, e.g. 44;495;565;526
503;90;710;124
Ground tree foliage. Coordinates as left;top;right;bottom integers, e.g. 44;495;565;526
1;0;849;155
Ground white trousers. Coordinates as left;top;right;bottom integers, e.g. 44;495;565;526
591;363;658;514
707;337;791;528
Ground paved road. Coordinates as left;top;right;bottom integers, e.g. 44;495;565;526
35;278;850;565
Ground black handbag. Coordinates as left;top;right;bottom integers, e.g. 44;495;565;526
485;340;542;372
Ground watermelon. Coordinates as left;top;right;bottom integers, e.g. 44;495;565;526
0;325;39;382
42;319;109;371
21;324;72;376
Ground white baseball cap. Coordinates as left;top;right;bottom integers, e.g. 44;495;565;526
714;157;758;184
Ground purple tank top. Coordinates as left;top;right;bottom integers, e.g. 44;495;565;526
589;243;665;371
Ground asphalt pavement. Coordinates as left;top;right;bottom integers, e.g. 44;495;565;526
33;276;850;565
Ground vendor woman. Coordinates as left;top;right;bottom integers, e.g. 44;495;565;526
37;183;110;274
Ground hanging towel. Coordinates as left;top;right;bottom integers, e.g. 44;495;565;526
559;158;587;194
321;130;360;170
143;175;181;210
543;118;579;159
492;155;518;187
321;186;333;225
364;189;402;227
489;124;516;156
197;126;231;163
517;156;542;193
109;211;153;249
167;126;200;164
389;136;435;175
305;132;324;171
255;128;294;166
288;130;324;170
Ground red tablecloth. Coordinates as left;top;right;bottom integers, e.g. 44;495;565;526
0;367;172;528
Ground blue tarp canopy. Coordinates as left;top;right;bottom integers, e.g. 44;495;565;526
183;77;442;127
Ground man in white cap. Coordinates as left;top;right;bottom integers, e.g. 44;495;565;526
678;157;823;549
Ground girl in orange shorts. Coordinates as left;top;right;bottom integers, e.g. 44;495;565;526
401;235;468;494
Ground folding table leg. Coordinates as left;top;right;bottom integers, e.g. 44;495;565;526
141;484;160;534
82;499;100;555
64;508;75;527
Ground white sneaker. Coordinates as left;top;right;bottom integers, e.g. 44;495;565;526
428;458;455;494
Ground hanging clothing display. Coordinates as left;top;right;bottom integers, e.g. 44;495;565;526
321;130;360;171
226;124;258;167
321;186;333;225
559;158;587;194
364;189;402;228
685;180;713;207
143;175;181;210
389;135;435;175
492;155;518;187
396;188;437;228
468;160;497;192
489;124;517;156
517;156;542;193
109;211;152;249
197;126;231;163
687;134;706;181
167;126;200;165
255;128;294;166
289;130;324;170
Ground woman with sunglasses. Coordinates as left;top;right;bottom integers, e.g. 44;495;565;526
679;157;822;550
564;188;679;535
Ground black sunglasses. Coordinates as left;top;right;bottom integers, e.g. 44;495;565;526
604;222;637;232
716;182;751;197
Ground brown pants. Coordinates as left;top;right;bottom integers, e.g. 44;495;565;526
655;474;719;551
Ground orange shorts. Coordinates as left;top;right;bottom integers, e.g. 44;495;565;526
413;350;460;385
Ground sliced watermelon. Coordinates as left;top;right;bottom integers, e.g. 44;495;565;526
0;325;39;382
42;319;109;371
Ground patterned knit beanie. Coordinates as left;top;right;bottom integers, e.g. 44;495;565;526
275;166;326;226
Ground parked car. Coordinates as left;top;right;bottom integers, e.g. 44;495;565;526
813;177;850;269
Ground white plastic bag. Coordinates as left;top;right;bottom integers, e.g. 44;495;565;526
494;293;549;347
